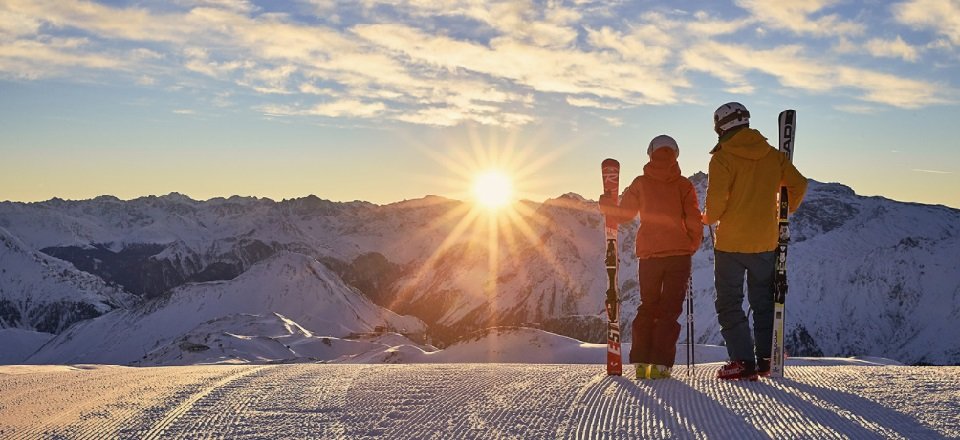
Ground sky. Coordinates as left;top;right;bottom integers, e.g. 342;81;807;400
1;0;959;208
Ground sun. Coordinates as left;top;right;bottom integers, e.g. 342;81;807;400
472;169;514;210
389;127;583;317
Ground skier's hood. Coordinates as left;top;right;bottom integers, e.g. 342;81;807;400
715;128;772;161
643;148;681;182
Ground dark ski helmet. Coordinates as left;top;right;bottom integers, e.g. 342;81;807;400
714;102;750;136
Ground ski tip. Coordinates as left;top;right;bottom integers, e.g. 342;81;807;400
601;158;619;167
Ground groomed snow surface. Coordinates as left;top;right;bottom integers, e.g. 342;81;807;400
2;363;958;439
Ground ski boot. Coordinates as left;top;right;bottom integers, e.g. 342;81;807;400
648;364;672;380
634;363;651;380
716;360;758;381
757;358;771;377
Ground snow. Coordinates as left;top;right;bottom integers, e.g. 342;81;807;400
25;252;426;365
137;313;408;366
0;328;54;363
0;226;136;329
0;363;955;438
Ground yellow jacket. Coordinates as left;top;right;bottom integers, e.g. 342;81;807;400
704;127;808;253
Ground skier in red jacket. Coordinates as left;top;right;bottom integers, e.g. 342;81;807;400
599;135;703;379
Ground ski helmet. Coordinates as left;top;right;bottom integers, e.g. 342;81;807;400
713;102;750;135
647;134;679;157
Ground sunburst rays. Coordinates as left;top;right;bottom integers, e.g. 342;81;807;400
387;126;588;326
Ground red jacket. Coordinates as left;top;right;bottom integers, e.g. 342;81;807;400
601;150;703;259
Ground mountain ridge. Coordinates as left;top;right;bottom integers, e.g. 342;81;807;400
2;177;958;365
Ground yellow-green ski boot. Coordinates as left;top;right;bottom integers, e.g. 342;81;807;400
649;364;672;379
634;363;651;380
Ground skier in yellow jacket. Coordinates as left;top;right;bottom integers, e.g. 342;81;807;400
703;102;807;381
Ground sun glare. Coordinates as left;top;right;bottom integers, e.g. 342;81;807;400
472;170;514;210
392;128;581;315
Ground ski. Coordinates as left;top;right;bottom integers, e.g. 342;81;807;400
770;109;796;378
601;158;622;376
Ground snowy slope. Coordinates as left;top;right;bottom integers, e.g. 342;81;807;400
0;226;137;333
136;312;413;366
0;328;53;363
26;252;425;365
343;326;733;366
0;363;955;438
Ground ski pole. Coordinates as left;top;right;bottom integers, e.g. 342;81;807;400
686;273;694;377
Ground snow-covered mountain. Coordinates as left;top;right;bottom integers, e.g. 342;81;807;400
0;226;136;334
25;252;425;365
1;177;958;365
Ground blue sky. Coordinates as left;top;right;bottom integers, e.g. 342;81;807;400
1;0;958;207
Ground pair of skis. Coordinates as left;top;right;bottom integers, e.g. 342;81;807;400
599;109;796;378
600;159;622;376
770;109;796;378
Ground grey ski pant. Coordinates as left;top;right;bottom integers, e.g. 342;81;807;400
713;250;776;367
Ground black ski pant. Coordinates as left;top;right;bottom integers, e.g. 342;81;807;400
713;250;776;368
629;254;691;367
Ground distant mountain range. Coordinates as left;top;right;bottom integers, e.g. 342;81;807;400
1;174;958;365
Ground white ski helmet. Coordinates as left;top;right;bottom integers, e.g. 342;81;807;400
647;134;679;157
713;102;750;135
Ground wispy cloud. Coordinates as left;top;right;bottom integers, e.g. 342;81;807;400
0;37;128;79
734;0;864;37
264;99;386;118
894;0;960;46
684;41;947;108
864;36;919;62
834;104;880;114
911;169;952;175
565;96;622;110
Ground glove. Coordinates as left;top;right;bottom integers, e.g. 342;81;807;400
598;193;617;207
598;194;617;216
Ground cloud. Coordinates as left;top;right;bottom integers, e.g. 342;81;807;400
0;0;954;126
836;66;948;108
0;37;127;79
0;7;40;37
684;41;947;108
893;0;960;46
584;26;672;66
174;0;258;14
262;99;386;118
735;0;864;37
392;106;534;127
2;0;195;43
834;104;880;114
565;96;622;110
352;23;684;105
864;36;919;62
911;169;952;174
600;115;623;127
